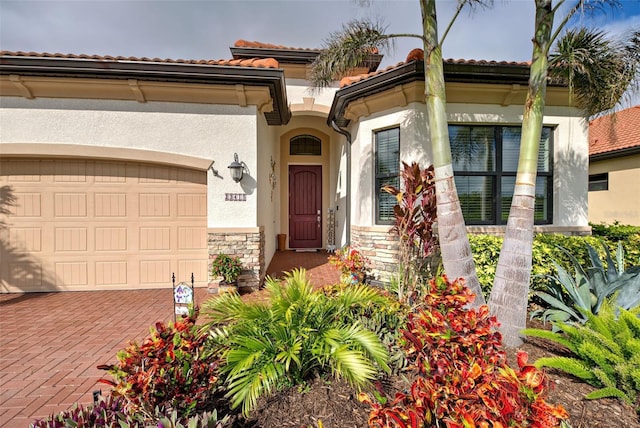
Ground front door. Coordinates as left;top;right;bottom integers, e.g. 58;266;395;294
289;165;322;248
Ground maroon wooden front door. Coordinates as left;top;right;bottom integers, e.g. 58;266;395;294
289;165;322;248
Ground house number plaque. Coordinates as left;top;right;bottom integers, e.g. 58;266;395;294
225;193;246;201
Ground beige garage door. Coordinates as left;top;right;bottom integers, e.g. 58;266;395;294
0;158;209;292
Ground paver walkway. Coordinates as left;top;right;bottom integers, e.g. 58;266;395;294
0;250;339;427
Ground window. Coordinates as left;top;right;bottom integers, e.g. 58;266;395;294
449;125;553;225
290;135;321;155
588;173;608;191
375;127;400;224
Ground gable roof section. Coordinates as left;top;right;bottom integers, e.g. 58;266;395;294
0;51;291;125
589;106;640;160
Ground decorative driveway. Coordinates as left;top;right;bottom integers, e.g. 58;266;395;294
0;250;339;427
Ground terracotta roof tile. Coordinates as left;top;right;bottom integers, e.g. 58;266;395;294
339;48;530;88
589;105;640;156
0;51;279;69
234;40;320;52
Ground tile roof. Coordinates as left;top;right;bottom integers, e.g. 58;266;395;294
234;40;320;52
589;105;640;157
339;48;530;88
0;51;279;69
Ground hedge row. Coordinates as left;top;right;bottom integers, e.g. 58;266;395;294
469;226;640;298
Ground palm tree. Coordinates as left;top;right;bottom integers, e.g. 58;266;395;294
310;0;488;306
489;0;639;347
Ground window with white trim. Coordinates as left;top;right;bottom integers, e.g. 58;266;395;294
375;127;400;224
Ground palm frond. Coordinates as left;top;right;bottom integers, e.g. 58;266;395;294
550;27;639;115
310;19;390;88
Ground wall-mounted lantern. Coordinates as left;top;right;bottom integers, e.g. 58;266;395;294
228;153;245;182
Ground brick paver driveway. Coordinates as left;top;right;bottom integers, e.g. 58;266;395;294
0;288;213;427
0;250;339;427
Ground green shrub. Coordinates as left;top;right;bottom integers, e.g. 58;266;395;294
98;309;222;419
590;221;640;241
201;268;391;416
469;233;640;298
361;275;569;427
468;234;502;297
524;303;640;407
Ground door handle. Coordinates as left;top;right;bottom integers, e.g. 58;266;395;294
317;216;321;222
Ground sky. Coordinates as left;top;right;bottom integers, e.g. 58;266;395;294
1;0;639;68
1;0;639;107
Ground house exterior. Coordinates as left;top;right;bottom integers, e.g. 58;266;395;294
588;105;640;226
0;42;589;293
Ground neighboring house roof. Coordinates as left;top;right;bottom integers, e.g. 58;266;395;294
0;50;291;125
589;105;640;160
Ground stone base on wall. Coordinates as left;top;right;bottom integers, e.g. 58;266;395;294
208;227;265;291
351;225;400;284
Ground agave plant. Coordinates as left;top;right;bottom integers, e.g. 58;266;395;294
531;241;640;326
201;268;391;416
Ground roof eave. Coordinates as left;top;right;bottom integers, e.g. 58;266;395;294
329;60;567;128
329;61;422;128
0;55;292;125
590;145;640;161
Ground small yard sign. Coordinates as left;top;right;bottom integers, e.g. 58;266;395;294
172;273;194;321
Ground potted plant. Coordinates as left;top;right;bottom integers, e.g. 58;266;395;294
328;246;370;285
211;253;243;293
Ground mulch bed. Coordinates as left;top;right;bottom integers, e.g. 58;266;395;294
227;322;639;428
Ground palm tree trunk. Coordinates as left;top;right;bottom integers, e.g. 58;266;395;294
421;0;485;306
489;0;554;347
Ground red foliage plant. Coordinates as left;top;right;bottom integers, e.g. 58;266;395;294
382;162;437;259
329;246;370;279
98;309;219;418
360;276;569;428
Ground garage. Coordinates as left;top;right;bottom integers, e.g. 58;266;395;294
0;157;209;292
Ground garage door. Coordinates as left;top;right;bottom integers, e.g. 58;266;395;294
0;158;209;292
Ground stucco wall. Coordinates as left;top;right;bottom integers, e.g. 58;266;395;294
0;96;260;228
589;154;640;226
256;113;280;266
348;102;589;230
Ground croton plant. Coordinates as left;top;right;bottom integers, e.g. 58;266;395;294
360;275;569;428
98;309;219;419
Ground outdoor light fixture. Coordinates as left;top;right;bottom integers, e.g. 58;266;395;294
228;153;245;182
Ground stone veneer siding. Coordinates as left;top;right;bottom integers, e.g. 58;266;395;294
351;224;591;285
208;227;265;292
351;225;400;283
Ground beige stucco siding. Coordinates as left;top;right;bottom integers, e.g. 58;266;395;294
589;154;640;226
0;96;261;228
